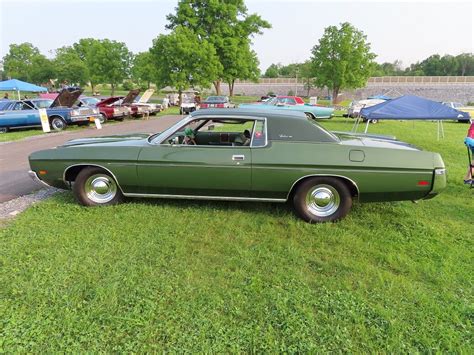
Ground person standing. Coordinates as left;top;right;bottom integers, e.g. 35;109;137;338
3;93;8;99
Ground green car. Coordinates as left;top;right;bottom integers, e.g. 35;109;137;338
28;109;446;223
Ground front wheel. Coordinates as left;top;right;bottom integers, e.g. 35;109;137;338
293;177;352;223
0;127;9;133
73;167;123;206
99;114;107;124
50;116;67;131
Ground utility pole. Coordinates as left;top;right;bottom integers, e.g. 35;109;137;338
295;67;299;96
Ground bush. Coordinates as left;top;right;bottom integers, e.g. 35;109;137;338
267;91;275;96
287;90;294;96
467;101;474;106
122;81;134;91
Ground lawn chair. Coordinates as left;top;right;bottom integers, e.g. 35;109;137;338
464;122;474;187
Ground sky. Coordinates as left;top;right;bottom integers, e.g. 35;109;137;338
0;0;473;71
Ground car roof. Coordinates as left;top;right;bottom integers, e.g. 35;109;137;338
190;108;338;143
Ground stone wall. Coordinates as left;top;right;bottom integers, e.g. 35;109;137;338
220;77;474;104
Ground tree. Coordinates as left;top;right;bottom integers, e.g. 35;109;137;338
54;46;89;86
456;53;474;76
299;61;314;97
310;22;376;103
221;39;260;97
3;43;41;81
87;40;132;95
132;52;155;89
264;63;280;78
166;0;270;95
73;38;105;93
150;26;222;105
29;55;55;85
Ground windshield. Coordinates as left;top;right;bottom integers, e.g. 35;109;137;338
82;97;100;105
33;99;53;108
205;96;227;103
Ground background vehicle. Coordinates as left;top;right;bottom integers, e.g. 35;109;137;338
200;96;234;109
442;102;473;122
347;98;386;120
240;97;334;119
0;87;99;132
180;96;198;114
29;109;446;223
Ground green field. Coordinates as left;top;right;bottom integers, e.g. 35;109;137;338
0;118;472;352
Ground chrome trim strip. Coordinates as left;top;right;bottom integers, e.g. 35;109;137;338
123;193;286;203
286;174;360;200
28;170;53;188
252;166;431;174
62;163;125;194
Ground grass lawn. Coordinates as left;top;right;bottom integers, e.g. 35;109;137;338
0;118;473;352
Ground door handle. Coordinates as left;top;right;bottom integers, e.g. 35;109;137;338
232;155;245;161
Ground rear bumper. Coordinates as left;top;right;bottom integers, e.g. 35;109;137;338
69;114;100;123
424;168;447;200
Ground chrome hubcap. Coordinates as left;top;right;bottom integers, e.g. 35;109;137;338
85;174;117;204
52;119;65;130
305;184;340;217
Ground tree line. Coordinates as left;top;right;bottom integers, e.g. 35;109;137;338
264;53;474;78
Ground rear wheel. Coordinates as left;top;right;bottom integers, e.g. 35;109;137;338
99;113;107;124
50;116;67;131
0;127;9;133
73;167;123;206
305;112;315;120
293;177;352;223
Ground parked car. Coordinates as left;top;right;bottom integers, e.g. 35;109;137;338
240;97;334;119
200;96;234;109
112;89;148;117
180;96;198;114
442;102;473;123
133;89;162;115
95;97;130;121
28;108;446;223
347;99;387;120
0;87;100;132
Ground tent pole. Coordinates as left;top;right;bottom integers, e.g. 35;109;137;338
437;121;440;141
441;121;445;138
17;90;20;100
364;119;370;133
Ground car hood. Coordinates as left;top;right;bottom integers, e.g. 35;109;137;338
51;87;83;108
334;131;420;151
138;89;154;103
122;89;141;104
61;133;153;147
97;97;122;106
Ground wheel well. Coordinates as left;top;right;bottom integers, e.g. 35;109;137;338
64;165;88;183
288;175;359;200
305;112;316;119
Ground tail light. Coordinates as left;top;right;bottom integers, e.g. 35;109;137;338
201;103;208;108
217;104;224;108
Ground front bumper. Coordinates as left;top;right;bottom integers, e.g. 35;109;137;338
70;114;100;123
28;170;52;187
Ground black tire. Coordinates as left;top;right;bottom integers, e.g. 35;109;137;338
293;177;352;223
99;114;107;124
370;119;379;124
305;112;314;120
50;116;67;131
0;127;9;133
73;167;123;206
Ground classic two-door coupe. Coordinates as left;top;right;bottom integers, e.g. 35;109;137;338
28;109;446;222
239;97;334;119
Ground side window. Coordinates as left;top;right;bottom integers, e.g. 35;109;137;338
287;98;296;105
251;120;266;147
13;102;24;110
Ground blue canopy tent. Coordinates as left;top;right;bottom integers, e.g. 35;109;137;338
0;79;47;99
357;95;471;139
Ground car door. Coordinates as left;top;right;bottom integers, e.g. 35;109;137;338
136;120;254;197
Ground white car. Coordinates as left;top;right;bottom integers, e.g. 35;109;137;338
347;99;386;118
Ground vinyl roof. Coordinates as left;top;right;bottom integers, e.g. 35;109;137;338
190;108;338;143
